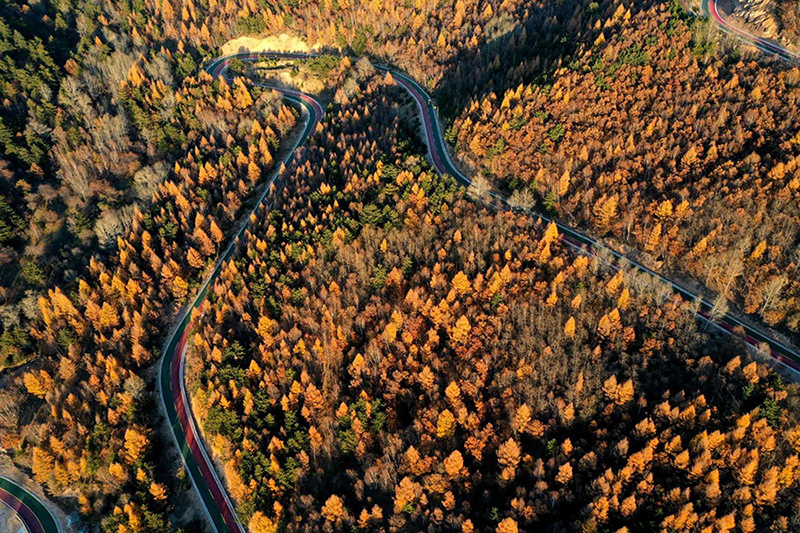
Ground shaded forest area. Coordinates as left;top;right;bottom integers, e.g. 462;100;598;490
255;0;800;357
448;1;800;342
188;73;800;532
0;0;799;530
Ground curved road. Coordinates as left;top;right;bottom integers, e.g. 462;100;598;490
163;42;800;532
703;0;799;63
158;56;322;533
0;477;60;533
374;55;800;376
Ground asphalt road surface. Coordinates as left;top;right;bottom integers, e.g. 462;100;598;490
0;477;60;533
162;38;800;531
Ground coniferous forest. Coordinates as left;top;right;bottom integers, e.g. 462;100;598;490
0;0;800;531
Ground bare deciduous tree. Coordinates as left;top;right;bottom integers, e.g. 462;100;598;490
133;162;168;201
760;275;788;315
508;188;535;211
468;174;491;202
95;204;138;248
0;391;20;430
707;294;731;328
355;57;375;79
55;145;93;203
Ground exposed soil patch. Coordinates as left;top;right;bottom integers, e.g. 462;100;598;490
221;34;321;57
0;502;26;533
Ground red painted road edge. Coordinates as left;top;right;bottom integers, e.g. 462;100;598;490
170;318;242;532
392;77;448;175
165;55;323;533
706;0;798;61
0;487;45;533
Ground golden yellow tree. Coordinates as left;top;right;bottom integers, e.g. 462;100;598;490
497;439;521;480
109;462;127;481
593;195;618;234
513;404;532;434
124;428;149;464
496;518;518;533
557;169;571;197
620;494;636;516
393;477;419;513
445;381;461;405
451;315;471;343
564;316;576;338
234;78;253;109
420;366;435;392
555;462;573;484
321;494;345;522
437;409;456;438
32;447;54;484
24;370;53;398
249;511;278;533
172;276;189;299
98;302;119;329
452;271;471;296
444;450;464;478
645;223;662;252
150;482;168;501
187;247;204;269
655;199;673;220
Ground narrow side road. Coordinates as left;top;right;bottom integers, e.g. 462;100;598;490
0;477;60;533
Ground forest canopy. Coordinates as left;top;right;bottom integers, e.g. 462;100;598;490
185;74;800;531
0;0;799;531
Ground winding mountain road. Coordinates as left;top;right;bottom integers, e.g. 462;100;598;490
379;56;800;376
0;477;60;533
703;0;799;63
161;37;800;532
158;55;322;533
1;3;795;532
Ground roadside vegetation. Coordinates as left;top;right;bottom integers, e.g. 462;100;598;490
0;0;799;530
188;72;800;532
